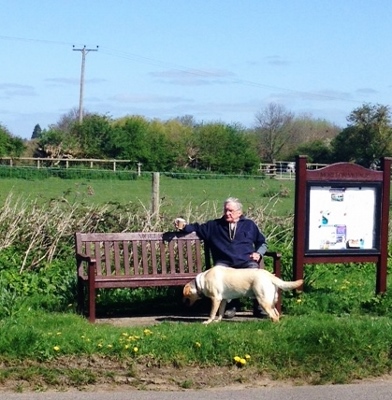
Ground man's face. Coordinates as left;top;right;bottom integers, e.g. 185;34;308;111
223;202;242;223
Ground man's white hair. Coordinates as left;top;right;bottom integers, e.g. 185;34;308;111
223;197;243;212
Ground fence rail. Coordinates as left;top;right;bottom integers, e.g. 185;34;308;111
0;157;136;172
258;161;328;179
1;157;328;176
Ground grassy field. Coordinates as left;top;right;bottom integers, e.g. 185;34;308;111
1;172;392;392
0;174;296;216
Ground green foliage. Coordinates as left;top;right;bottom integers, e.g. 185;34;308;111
29;113;262;174
70;114;113;158
0;166;139;180
195;123;259;173
331;103;392;166
0;124;25;157
291;139;332;164
31;124;42;140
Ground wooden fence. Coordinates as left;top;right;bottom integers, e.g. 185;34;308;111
0;157;139;172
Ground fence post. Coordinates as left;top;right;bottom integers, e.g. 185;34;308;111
151;172;160;217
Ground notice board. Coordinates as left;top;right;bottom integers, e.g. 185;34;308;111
293;156;391;294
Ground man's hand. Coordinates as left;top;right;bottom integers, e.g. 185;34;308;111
250;252;262;262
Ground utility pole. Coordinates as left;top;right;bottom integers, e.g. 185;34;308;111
73;45;98;123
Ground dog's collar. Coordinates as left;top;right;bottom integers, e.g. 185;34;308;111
195;273;204;297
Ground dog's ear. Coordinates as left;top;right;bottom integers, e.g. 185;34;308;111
183;283;191;296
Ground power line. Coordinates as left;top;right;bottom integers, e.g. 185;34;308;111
1;34;363;106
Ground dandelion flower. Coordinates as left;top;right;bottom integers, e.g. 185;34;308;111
240;358;246;366
234;356;241;363
53;346;60;352
245;354;251;360
133;347;138;353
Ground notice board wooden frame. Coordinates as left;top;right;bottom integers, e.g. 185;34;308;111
293;155;391;294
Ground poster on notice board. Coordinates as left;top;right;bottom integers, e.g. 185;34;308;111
307;185;379;251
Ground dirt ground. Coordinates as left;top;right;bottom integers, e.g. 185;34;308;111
95;310;259;327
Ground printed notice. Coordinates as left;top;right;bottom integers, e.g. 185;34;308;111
308;186;376;250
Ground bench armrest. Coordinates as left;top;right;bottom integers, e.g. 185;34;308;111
76;253;96;264
264;250;282;277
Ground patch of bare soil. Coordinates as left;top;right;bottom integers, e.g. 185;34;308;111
2;356;392;393
0;356;295;393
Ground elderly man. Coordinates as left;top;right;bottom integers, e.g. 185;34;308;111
175;197;268;319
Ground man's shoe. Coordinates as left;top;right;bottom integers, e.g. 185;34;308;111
224;307;237;319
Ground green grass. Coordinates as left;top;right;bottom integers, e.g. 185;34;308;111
0;310;391;391
0;175;295;216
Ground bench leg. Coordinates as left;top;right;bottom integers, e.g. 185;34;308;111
77;277;85;315
88;264;96;323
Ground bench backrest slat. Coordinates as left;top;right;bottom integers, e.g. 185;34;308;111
75;231;209;279
95;241;102;275
104;241;112;276
132;241;138;274
159;241;167;274
150;239;158;275
113;242;121;275
123;241;130;275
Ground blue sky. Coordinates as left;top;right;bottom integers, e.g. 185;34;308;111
1;0;391;139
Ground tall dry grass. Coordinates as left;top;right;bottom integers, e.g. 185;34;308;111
0;192;294;272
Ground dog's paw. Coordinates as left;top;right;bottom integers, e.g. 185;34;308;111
202;319;213;325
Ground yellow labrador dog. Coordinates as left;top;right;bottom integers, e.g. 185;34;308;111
183;266;303;324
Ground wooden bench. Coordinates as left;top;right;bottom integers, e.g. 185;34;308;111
75;231;282;322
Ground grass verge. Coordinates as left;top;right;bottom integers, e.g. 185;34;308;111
0;310;391;392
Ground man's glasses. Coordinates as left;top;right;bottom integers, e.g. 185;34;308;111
224;208;239;213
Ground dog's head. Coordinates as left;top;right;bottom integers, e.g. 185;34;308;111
183;280;202;307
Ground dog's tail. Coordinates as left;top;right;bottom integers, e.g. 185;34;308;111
269;275;303;291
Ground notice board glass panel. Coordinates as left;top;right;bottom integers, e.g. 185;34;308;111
306;184;380;253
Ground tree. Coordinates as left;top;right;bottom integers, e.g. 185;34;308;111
0;124;25;157
158;118;197;169
110;115;152;165
70;114;114;158
255;103;295;162
283;115;340;159
195;123;259;174
330;103;392;166
31;124;42;140
294;140;332;164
